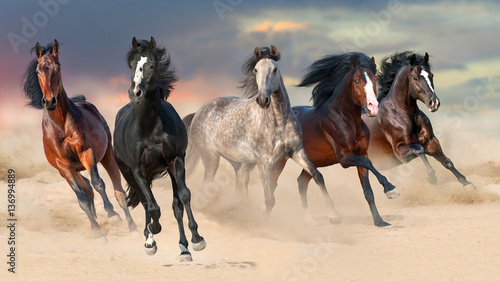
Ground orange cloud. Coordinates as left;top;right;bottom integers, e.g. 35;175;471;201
254;20;308;32
108;74;129;88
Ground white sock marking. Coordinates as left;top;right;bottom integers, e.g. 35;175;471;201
420;70;435;93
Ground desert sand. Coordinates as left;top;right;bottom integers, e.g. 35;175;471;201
1;100;500;281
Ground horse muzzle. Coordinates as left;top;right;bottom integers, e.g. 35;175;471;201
256;94;271;109
428;97;440;112
364;100;379;117
42;97;57;111
128;87;144;105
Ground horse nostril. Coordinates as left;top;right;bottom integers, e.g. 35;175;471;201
136;90;142;97
51;97;56;104
42;98;47;106
264;97;270;105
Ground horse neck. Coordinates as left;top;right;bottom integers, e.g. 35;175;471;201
133;88;162;132
46;87;73;125
324;80;362;127
269;76;291;125
385;67;418;115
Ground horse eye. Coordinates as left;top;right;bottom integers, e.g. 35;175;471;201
254;69;257;73
354;79;359;84
273;68;277;73
150;65;154;69
413;77;418;81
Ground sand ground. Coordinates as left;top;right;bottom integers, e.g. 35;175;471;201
1;104;500;281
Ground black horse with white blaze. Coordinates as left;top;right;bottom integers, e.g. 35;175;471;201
113;37;205;261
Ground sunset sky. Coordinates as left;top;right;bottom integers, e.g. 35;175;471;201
1;0;500;129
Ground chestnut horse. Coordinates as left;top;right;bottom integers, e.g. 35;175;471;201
21;40;136;236
362;51;473;187
273;53;400;227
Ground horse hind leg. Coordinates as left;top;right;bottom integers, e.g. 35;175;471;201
410;144;437;184
291;148;340;224
102;148;137;231
60;167;103;237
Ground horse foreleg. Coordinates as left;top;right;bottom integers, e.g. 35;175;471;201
229;161;251;199
339;153;399;199
257;162;276;214
102;147;136;231
58;165;102;236
291;148;340;224
399;143;437;184
356;166;391;227
169;157;206;259
271;158;287;194
130;169;161;235
425;137;474;187
80;149;119;220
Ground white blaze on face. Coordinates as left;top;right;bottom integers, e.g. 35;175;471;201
420;70;435;93
364;71;378;114
133;56;148;93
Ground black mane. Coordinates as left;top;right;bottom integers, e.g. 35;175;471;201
239;46;281;98
377;51;431;102
297;52;376;108
21;43;53;109
127;40;178;100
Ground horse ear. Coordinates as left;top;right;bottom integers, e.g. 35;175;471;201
424;52;429;64
270;45;278;56
254;47;261;58
53;39;59;56
351;56;359;69
150;37;157;51
132;37;138;48
410;54;417;66
35;42;43;58
370;56;377;72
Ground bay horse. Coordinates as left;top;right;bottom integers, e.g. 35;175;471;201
272;53;400;227
362;51;473;187
113;37;205;260
183;46;339;222
21;40;136;236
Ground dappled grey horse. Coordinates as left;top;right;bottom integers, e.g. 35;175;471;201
183;46;339;222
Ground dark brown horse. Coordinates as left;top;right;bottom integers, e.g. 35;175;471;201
362;51;473;187
273;53;399;227
22;40;136;236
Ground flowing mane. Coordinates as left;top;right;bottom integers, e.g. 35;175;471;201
377;51;431;102
126;40;178;100
239;46;281;98
297;52;376;108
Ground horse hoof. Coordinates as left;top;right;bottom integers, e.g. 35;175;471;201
108;214;122;224
192;239;206;252
427;175;438;185
385;188;400;199
464;183;477;191
375;221;392;228
179;253;193;262
145;244;158;256
128;222;138;232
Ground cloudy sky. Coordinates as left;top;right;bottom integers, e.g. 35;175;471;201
1;0;500;127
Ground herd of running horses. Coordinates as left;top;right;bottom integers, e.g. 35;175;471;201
21;37;473;261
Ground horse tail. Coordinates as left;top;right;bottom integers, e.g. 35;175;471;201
126;186;141;208
182;113;200;177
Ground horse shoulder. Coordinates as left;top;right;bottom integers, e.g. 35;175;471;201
415;110;435;143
